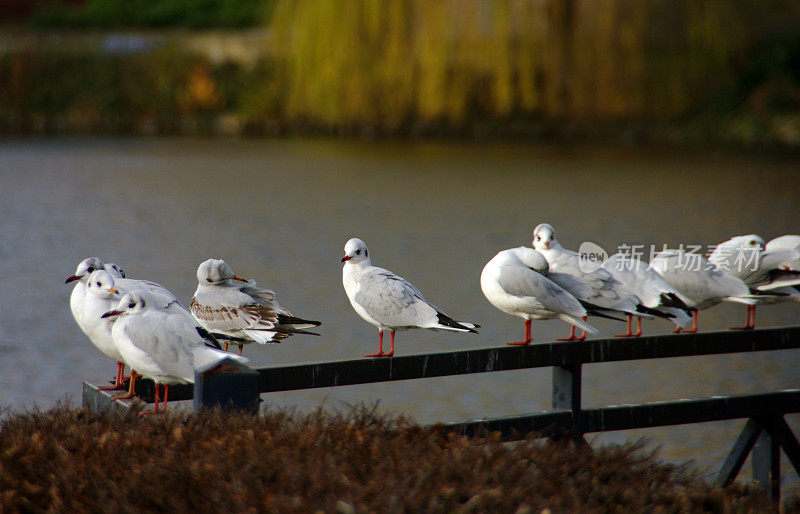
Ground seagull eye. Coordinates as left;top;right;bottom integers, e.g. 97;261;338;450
96;281;101;287
355;249;361;255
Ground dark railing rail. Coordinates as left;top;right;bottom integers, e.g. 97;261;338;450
83;325;800;500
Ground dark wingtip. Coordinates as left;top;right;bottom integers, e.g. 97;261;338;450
436;312;479;333
579;302;626;322
196;326;222;350
635;304;673;319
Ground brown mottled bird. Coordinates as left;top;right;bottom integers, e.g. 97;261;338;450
190;259;321;356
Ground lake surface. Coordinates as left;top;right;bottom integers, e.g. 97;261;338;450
1;137;798;489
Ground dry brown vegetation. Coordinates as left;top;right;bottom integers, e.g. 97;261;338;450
0;405;792;512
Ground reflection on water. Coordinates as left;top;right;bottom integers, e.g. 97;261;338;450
1;137;799;489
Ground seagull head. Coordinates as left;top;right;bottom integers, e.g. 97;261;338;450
532;223;557;250
732;234;765;251
66;257;106;284
85;270;120;300
342;238;370;265
197;258;248;286
102;292;147;319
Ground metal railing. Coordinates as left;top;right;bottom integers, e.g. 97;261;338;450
83;325;800;500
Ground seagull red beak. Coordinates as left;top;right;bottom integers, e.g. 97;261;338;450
65;274;81;284
544;242;550;249
108;287;119;294
341;255;351;262
101;310;122;319
232;275;248;282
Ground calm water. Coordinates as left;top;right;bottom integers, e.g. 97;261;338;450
1;137;799;488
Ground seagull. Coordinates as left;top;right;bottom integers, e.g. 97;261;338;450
602;253;693;335
341;238;478;357
102;292;247;415
709;235;800;329
532;223;671;339
66;257;128;389
67;257;221;394
650;249;761;333
481;247;598;345
191;259;321;356
80;270;127;389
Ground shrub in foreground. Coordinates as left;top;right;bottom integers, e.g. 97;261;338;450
0;406;788;512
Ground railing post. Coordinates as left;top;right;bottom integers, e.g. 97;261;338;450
194;358;260;414
552;364;583;441
752;416;781;501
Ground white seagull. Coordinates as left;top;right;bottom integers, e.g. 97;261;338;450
81;270;127;388
709;234;800;329
102;292;247;415
650;249;760;333
532;223;671;338
341;238;478;357
191;259;321;356
66;257;127;389
481;247;598;345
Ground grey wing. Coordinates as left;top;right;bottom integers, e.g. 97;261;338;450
497;264;584;317
603;255;669;307
353;269;438;328
552;253;637;308
546;271;595;303
239;283;277;304
124;313;196;382
548;253;609;291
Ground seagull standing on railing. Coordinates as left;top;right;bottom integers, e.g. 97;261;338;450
709;234;800;329
532;223;672;339
649;249;762;333
79;270;127;388
66;257;128;389
341;238;479;357
191;259;321;356
102;292;246;415
481;247;597;345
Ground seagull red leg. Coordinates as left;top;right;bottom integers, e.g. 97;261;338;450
682;311;698;333
98;361;127;390
614;314;636;338
139;383;160;417
111;371;139;400
162;384;169;412
556;324;576;342
383;331;395;357
575;317;588;342
238;344;244;356
731;305;756;330
364;330;387;357
508;319;532;346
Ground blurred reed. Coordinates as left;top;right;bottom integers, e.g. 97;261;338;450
268;0;800;130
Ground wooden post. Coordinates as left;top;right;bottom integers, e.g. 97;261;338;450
752;416;781;501
194;358;259;414
552;364;583;440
